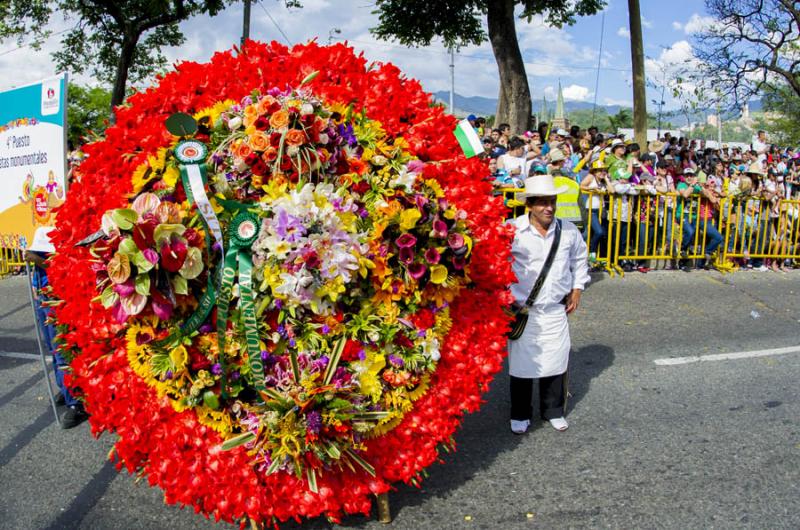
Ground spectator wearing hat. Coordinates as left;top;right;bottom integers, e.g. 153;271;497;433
605;139;631;180
508;174;590;434
25;227;88;429
677;168;724;269
547;148;568;176
580;160;611;261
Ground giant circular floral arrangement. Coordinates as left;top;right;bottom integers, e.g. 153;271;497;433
49;41;514;526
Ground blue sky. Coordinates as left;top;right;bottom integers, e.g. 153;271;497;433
0;0;714;111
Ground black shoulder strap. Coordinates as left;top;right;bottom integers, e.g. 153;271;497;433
523;219;562;307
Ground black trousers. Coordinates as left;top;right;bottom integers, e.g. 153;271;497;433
510;372;566;421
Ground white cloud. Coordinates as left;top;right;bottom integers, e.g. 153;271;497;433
641;17;652;29
672;21;683;31
617;26;630;38
543;84;591;101
681;14;717;34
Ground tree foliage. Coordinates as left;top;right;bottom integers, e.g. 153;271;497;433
0;0;227;108
370;0;604;134
693;0;800;106
67;83;111;146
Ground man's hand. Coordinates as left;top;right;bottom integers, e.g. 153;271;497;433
566;288;582;315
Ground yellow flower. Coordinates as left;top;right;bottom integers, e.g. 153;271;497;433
429;264;448;284
425;179;445;198
443;207;457;220
355;351;386;402
399;208;422;230
169;345;188;370
163;165;180;188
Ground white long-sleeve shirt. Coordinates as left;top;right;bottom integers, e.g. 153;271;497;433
509;215;590;309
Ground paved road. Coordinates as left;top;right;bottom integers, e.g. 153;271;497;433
1;271;799;529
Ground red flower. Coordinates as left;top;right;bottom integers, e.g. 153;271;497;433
160;238;187;272
340;339;363;362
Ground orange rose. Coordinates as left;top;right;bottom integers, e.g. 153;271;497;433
248;131;270;152
243;105;258;127
284;129;306;146
234;141;252;159
263;146;278;162
269;110;290;130
256;95;276;115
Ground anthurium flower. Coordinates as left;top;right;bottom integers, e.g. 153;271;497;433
150;288;174;321
142;248;159;264
395;233;417;248
179;246;203;279
119;291;147;316
407;262;427;280
160;237;188;272
429;264;448;284
112;279;136;297
107;253;131;284
132;216;158;250
131;192;161;217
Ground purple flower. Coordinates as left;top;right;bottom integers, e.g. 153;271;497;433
165;369;173;379
306;411;322;434
396;233;417;248
274;299;283;309
113;279;136;297
151;296;173;321
431;218;448;238
452;255;466;270
398;246;415;264
274;209;306;243
414;194;429;210
199;323;213;334
424;247;440;264
407;263;427;280
211;363;223;375
358;349;367;361
321;324;331;334
211;241;223;253
261;349;270;360
288;338;297;348
230;370;241;381
388;354;405;368
447;232;465;250
142;248;159;264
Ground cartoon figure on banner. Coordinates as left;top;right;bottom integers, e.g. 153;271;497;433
19;170;64;227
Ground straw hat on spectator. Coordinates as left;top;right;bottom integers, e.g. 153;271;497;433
549;149;566;162
516;174;569;199
745;162;765;176
648;140;665;153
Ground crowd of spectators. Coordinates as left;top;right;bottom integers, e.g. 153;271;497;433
474;114;800;273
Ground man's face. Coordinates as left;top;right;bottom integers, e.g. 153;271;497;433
491;131;499;141
528;196;557;227
656;167;666;176
488;159;497;172
758;131;766;141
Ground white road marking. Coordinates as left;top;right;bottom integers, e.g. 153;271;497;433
0;351;41;360
655;345;800;366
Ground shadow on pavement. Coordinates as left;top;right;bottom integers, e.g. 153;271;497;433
0;369;43;402
44;460;118;530
567;343;615;416
0;408;55;468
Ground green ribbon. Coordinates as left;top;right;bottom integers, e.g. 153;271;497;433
216;212;266;398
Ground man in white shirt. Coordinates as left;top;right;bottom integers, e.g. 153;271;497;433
508;175;591;434
752;130;768;162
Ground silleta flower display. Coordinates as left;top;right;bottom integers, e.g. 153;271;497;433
48;41;514;527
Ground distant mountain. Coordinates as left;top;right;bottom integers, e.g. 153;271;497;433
432;90;623;117
432;90;761;121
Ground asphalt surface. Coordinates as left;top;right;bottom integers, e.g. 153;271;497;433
1;270;799;529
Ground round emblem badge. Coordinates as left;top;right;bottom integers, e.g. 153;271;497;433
229;212;260;248
237;219;257;240
174;140;208;164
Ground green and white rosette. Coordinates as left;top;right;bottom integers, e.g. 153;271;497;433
217;212;266;397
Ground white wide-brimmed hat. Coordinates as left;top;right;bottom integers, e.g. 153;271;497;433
28;226;55;253
516;175;569;199
549;149;566;162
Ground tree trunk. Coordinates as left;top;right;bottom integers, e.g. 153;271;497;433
487;0;531;135
111;33;140;110
628;0;647;147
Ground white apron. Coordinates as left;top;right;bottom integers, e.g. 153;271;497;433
508;302;570;378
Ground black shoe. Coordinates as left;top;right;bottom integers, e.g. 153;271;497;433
54;393;66;407
61;406;89;429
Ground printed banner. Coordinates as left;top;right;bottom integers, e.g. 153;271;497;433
0;73;68;245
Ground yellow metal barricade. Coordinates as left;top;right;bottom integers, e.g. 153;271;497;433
721;197;800;265
582;190;615;275
0;234;27;277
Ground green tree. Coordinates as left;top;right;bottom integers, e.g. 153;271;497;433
0;0;227;108
370;0;605;135
761;85;800;145
67;83;111;146
607;108;632;132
